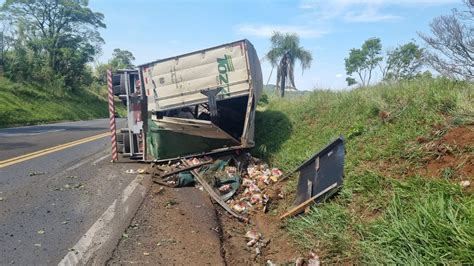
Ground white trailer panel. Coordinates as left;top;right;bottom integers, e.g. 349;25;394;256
139;40;260;112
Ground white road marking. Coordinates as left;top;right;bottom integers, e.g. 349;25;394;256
66;149;111;171
66;157;94;172
58;175;151;266
92;154;110;166
0;129;65;137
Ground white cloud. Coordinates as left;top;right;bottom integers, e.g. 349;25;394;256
336;73;343;78
300;0;457;9
344;8;402;22
299;4;313;9
236;24;327;38
299;0;457;23
236;0;454;40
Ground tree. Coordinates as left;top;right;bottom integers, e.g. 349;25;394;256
94;48;135;85
382;42;424;81
110;48;135;70
265;32;312;97
345;38;382;87
418;0;473;80
94;61;110;84
1;0;106;90
346;77;357;86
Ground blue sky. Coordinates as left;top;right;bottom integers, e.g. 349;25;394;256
89;0;462;90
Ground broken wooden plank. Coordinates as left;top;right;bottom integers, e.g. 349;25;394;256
181;159;249;223
280;182;338;220
154;160;213;179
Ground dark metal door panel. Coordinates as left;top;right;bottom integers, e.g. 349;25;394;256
293;137;345;206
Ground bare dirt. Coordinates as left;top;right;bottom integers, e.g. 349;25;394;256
420;126;473;181
441;126;474;149
218;206;302;265
108;185;224;265
108;181;303;265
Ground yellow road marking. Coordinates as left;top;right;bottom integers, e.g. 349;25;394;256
0;132;111;169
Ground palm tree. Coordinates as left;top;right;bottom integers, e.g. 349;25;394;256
265;32;313;97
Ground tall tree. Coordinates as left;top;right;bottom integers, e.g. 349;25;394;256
110;48;135;69
382;42;424;81
1;0;106;89
345;38;382;87
265;32;312;97
418;0;473;80
94;48;135;84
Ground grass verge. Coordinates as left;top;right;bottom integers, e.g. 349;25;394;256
0;77;125;128
254;77;473;263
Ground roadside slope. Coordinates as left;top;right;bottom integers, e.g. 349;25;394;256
255;78;473;264
0;77;124;128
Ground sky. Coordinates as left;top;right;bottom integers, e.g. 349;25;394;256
88;0;463;90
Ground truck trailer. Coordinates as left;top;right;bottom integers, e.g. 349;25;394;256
112;39;263;162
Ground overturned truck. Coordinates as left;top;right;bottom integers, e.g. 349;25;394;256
113;40;263;161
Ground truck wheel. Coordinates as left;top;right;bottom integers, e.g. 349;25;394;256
116;132;124;144
123;132;131;154
117;143;124;153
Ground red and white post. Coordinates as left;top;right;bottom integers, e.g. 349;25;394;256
107;69;119;162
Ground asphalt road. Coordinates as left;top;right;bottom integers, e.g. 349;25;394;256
0;119;139;264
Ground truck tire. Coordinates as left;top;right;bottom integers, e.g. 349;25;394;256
117;143;124;153
116;132;124;144
123;132;131;154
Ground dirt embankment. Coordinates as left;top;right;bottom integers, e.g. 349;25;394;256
367;125;473;183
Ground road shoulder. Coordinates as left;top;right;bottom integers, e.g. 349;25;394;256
59;173;152;265
108;185;224;265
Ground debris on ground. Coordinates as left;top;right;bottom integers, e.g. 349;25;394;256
225;156;281;216
125;168;148;174
460;180;470;188
244;229;270;252
28;172;46;176
146;138;345;264
151;159;212;187
307;252;321;266
182;158;248;222
150;137;345;222
64;183;85;190
281;137;345;219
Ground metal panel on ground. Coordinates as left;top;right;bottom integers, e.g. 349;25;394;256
293;137;345;207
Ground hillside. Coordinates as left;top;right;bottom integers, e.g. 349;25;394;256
0;77;125;128
254;78;473;263
264;84;312;98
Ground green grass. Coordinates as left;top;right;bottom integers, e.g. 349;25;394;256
0;77;125;127
254;77;474;263
359;178;473;264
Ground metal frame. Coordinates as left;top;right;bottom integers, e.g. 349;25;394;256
116;69;144;160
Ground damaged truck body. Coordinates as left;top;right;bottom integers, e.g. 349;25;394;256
112;40;263;161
